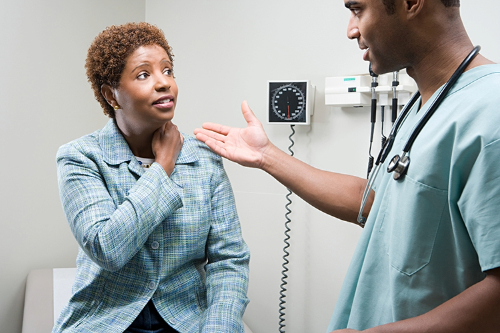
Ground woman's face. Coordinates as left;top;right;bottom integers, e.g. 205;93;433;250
113;44;178;133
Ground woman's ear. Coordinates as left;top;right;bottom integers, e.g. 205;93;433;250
101;84;117;109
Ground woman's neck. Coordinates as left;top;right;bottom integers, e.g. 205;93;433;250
114;119;156;158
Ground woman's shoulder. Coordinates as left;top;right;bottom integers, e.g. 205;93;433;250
56;128;103;160
181;132;223;162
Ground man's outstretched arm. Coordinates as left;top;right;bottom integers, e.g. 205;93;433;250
194;100;373;223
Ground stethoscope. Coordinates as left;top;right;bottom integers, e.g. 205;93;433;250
357;45;481;226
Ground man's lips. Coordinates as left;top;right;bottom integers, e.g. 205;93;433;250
359;42;369;61
363;48;370;61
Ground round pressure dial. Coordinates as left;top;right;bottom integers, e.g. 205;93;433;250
269;82;308;124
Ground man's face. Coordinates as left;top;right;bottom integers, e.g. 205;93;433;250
344;0;410;74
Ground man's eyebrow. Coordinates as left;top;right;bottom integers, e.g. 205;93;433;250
345;1;360;9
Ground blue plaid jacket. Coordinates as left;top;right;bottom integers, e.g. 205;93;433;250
53;120;250;332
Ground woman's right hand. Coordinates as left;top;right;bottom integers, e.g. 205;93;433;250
152;121;184;176
194;100;271;169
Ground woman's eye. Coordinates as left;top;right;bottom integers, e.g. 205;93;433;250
163;68;173;76
137;72;149;80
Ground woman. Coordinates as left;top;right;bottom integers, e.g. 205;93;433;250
54;22;250;333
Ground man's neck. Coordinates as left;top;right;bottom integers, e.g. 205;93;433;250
402;9;490;105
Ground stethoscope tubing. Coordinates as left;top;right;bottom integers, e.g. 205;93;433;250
358;162;382;225
402;45;481;153
375;91;420;166
375;45;481;167
357;45;481;225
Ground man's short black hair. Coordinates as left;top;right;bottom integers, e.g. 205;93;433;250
382;0;459;14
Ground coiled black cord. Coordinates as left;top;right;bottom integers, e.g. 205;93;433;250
279;125;295;333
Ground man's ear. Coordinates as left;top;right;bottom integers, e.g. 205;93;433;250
404;0;424;19
101;84;117;108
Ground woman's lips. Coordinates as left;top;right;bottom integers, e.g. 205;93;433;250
153;97;174;109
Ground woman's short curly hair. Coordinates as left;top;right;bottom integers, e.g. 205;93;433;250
85;22;174;118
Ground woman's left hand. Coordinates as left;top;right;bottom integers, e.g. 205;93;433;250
152;121;184;175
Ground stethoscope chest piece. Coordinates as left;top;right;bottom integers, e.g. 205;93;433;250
387;154;410;180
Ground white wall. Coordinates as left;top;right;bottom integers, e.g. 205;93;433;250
1;0;499;332
0;1;145;332
145;2;365;332
145;1;500;333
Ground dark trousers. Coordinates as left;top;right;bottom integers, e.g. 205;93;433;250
124;300;178;333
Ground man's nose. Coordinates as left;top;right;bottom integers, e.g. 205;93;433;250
347;16;360;40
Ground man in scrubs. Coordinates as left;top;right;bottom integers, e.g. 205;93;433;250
195;0;500;331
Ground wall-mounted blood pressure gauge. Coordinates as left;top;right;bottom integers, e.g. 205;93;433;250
268;81;314;125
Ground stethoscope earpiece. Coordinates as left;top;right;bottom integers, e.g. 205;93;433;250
387;154;410;180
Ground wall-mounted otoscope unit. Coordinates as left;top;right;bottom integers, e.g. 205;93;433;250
324;71;417;109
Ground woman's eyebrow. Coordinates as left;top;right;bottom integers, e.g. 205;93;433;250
131;62;150;72
131;59;172;73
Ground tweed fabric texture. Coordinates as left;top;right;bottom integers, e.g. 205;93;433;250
53;120;250;333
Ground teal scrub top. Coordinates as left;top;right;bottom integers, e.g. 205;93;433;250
328;64;500;331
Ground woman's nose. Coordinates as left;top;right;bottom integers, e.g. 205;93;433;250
154;73;171;91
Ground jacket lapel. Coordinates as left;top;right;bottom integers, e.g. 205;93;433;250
98;119;144;177
175;136;198;165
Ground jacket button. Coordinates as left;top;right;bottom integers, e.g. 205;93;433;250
148;282;156;290
151;241;159;249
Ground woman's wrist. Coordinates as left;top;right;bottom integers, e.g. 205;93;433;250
155;155;175;176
